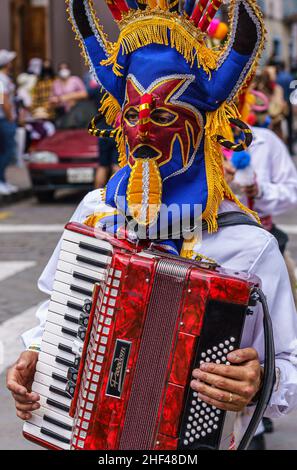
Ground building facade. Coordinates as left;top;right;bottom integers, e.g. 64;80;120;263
0;0;119;76
1;1;297;75
259;0;297;69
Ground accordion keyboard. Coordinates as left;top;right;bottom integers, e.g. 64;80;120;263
23;228;113;450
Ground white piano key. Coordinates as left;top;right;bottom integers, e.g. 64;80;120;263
55;270;97;291
51;291;84;309
59;250;107;274
32;382;71;407
44;321;78;342
28;413;73;440
34;371;67;390
63;229;112;253
32;405;73;428
36;361;68;381
24;227;114;449
42;331;74;350
23;422;71;450
61;240;111;265
38;352;69;374
38;394;70;418
53;280;93;302
40;343;75;370
46;311;79;331
57;259;105;282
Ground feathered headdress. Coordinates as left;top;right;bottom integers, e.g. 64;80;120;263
67;0;265;234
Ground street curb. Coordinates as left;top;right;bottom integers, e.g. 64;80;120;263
0;188;33;208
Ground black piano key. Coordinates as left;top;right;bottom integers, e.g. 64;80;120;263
58;343;74;355
41;426;70;445
76;254;107;269
70;284;93;297
64;314;79;325
61;327;78;338
79;241;112;257
73;271;98;285
44;414;73;432
67;300;83;312
56;356;75;368
49;385;72;399
46;398;70;413
52;373;68;384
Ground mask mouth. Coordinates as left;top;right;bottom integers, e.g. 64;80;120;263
133;145;160;159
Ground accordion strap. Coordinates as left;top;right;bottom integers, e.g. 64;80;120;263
202;211;264;232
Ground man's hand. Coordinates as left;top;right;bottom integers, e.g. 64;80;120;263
223;160;236;185
6;351;40;420
191;348;263;412
241;182;260;199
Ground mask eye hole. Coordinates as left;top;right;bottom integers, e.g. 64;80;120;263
124;107;139;126
150;108;177;126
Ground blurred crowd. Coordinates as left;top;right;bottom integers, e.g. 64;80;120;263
0;51;119;195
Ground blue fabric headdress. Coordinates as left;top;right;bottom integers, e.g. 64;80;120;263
67;0;265;248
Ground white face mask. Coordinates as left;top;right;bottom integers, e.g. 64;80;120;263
59;69;71;80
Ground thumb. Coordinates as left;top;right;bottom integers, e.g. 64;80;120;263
16;355;32;370
16;361;28;370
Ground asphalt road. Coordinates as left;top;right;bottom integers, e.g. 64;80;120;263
0;190;297;450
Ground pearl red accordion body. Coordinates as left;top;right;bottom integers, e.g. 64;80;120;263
23;222;260;450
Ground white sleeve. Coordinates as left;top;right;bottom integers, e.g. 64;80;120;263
248;238;297;417
21;189;104;351
253;135;297;217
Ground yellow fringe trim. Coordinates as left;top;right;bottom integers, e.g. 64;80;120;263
180;234;217;264
84;210;118;228
203;101;260;232
97;92;127;166
101;11;219;77
99;92;121;127
115;128;127;168
180;234;200;259
127;159;162;226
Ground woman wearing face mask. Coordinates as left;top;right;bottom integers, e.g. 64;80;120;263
50;62;87;115
31;60;56;120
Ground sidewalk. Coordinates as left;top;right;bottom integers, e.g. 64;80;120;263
0;165;32;207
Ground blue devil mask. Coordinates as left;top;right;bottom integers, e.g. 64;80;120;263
68;0;265;241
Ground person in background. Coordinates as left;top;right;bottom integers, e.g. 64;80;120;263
226;125;297;449
254;68;287;140
83;78;120;188
27;58;43;77
50;62;87;116
83;71;101;107
26;107;56;146
31;60;56;121
276;61;295;155
0;50;18;195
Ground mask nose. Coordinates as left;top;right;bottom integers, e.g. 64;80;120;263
133;145;159;159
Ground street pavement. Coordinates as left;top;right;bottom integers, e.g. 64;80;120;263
0;190;297;450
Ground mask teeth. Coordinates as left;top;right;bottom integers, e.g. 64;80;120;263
198;0;223;32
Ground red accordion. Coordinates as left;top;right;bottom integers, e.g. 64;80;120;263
24;222;260;450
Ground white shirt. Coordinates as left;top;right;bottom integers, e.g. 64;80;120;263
0;71;16;120
240;127;297;218
22;190;297;425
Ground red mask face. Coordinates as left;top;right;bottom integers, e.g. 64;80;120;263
122;76;203;171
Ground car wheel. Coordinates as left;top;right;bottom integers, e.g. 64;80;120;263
35;191;55;203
